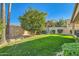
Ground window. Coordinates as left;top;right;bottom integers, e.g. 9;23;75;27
57;29;63;33
51;30;55;34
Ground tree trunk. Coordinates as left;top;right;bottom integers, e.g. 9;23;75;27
6;3;12;42
1;3;7;43
34;30;37;35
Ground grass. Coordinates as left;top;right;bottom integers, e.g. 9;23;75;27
62;43;79;56
0;34;75;56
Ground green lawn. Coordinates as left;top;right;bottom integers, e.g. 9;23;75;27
0;34;75;56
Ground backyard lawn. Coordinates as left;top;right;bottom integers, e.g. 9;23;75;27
0;34;75;56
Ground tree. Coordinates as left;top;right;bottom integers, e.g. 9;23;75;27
1;3;7;43
55;18;67;27
46;20;56;27
6;3;12;42
19;8;47;34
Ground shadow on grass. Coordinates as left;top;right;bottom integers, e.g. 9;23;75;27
0;35;75;56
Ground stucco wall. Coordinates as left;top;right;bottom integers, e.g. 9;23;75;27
46;27;71;34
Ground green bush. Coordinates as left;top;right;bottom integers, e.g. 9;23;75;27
62;43;79;56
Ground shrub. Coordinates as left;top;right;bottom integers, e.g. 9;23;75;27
62;43;79;56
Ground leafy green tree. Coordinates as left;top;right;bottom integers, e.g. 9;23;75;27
19;8;47;34
46;20;56;27
46;18;67;27
55;18;67;27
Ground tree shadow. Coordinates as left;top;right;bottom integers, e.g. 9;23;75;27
0;35;75;56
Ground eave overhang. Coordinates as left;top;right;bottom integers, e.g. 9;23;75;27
71;3;79;23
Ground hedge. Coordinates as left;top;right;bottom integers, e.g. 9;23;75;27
62;43;79;56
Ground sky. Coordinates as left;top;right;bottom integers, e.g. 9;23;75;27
5;3;75;26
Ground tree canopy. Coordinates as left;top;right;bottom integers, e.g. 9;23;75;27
19;8;47;34
46;20;56;27
46;18;67;27
55;19;67;27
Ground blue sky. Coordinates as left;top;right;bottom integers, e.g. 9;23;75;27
5;3;75;26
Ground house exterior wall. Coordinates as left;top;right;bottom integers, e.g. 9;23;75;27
46;23;79;34
71;3;79;22
74;24;79;30
46;27;71;34
73;4;79;21
69;23;79;30
70;3;79;35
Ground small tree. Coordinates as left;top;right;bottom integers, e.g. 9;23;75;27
46;20;56;27
19;8;47;34
55;18;67;27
